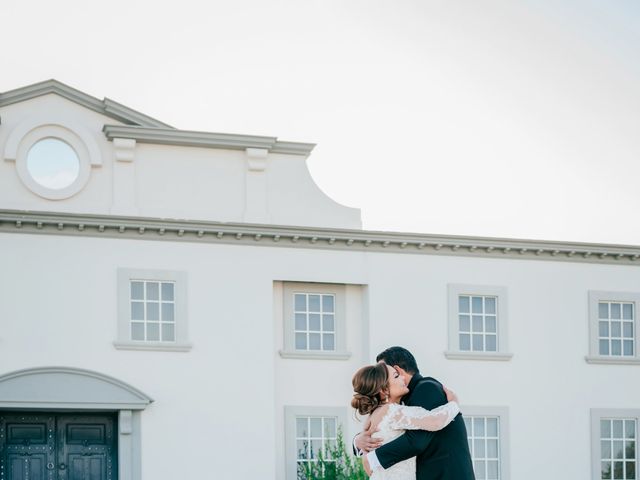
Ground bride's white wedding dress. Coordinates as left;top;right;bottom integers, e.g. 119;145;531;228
369;401;460;480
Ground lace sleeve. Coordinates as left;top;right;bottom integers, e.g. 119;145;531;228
387;401;460;432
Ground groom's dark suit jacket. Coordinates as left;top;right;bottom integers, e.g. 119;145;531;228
375;373;475;480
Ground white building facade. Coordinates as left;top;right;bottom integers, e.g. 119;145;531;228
0;80;639;480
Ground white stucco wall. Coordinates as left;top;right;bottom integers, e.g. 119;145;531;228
1;83;639;480
2;231;640;479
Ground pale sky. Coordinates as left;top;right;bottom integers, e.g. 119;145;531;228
1;0;639;245
27;138;80;189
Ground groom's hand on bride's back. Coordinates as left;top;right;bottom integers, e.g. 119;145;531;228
354;421;383;453
444;386;459;404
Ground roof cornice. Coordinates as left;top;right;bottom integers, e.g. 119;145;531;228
0;79;173;129
1;80;316;155
1;209;639;265
102;97;172;129
103;125;316;155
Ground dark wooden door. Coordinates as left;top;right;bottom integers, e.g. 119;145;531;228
0;413;117;480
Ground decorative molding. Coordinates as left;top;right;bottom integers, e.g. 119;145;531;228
271;141;317;155
0;366;146;480
447;284;510;357
114;138;136;162
4;123;98;200
590;408;640;480
102;97;171;129
246;147;268;171
116;268;190;351
278;350;352;360
587;291;640;362
444;351;514;361
119;410;133;435
0;366;153;409
113;341;193;352
3;115;103;165
103;125;316;155
281;282;349;360
284;406;349;480
1;80;315;157
584;355;640;365
1;209;640;265
0;79;172;128
462;406;511;480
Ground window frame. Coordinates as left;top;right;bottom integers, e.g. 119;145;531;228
115;268;192;352
446;284;512;361
587;291;640;365
590;408;640;480
280;282;350;360
283;406;348;480
462;406;510;480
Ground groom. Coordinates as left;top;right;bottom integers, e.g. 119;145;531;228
355;346;475;479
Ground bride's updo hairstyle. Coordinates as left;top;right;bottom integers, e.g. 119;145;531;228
351;363;389;416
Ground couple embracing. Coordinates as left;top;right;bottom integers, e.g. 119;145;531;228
351;347;475;480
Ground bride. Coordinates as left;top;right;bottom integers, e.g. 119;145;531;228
351;363;460;479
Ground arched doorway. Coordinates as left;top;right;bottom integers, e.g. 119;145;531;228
0;367;153;480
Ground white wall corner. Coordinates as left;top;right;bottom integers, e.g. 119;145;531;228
114;138;136;162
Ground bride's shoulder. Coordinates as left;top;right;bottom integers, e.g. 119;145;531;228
370;403;391;421
371;403;401;421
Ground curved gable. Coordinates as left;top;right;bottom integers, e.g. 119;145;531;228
0;367;153;410
0;80;362;228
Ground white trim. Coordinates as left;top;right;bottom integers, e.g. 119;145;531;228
280;282;351;360
3;116;102;165
283;406;348;480
0;79;172;128
113;138;136;162
444;351;513;361
279;351;351;360
462;406;510;480
4;118;102;200
585;356;640;365
3;209;640;265
0;367;150;480
590;408;640;480
0;366;153;409
447;285;512;361
587;291;640;365
116;268;191;352
103;125;315;155
113;341;193;352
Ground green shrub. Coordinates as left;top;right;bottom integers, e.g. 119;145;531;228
298;427;368;480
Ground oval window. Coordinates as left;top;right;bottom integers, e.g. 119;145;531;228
26;138;80;190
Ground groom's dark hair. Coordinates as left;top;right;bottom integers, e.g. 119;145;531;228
376;346;419;374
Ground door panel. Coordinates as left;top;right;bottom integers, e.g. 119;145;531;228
1;414;55;480
69;455;106;480
58;415;115;480
0;413;116;480
7;454;47;480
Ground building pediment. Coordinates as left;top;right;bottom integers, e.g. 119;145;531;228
0;79;172;128
0;366;153;410
0;80;361;229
